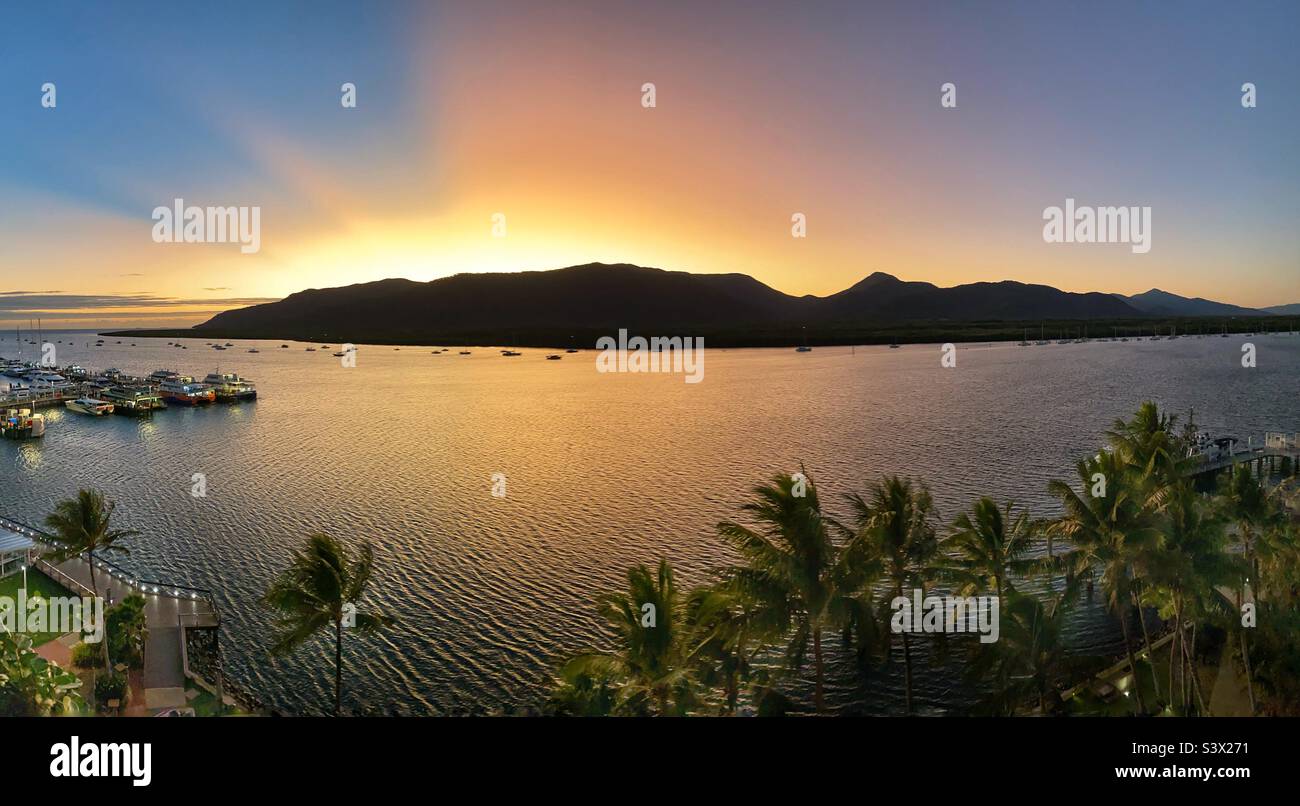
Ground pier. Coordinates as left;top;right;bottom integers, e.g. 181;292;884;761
0;515;228;713
1187;434;1300;477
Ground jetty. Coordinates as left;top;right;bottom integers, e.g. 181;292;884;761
1187;432;1300;476
0;514;249;714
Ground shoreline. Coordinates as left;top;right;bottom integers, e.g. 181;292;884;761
99;315;1300;351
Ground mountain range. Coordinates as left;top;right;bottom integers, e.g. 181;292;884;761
108;263;1296;347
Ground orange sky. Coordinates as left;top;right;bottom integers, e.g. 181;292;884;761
4;2;1297;328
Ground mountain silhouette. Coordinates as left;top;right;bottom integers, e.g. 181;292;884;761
191;262;1144;344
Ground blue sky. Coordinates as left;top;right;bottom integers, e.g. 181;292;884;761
2;1;1297;327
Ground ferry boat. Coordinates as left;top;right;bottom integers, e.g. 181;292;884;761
159;376;216;406
1;408;45;439
65;397;115;416
202;372;257;402
103;385;165;416
149;369;181;384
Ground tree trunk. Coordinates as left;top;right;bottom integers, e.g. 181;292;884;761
1167;600;1179;714
1119;610;1147;714
813;626;825;714
334;619;343;717
901;631;914;716
1234;586;1257;714
1239;628;1257;715
89;551;112;675
1133;587;1161;702
1184;621;1208;715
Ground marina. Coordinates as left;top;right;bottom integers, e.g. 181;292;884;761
1;331;1297;715
0;359;257;423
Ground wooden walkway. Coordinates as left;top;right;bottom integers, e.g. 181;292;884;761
0;515;219;712
1190;445;1300;475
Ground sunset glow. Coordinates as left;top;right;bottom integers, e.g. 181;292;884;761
3;1;1297;328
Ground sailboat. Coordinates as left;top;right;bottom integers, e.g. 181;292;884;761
795;327;812;352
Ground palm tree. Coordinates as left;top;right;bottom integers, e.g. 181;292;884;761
944;497;1038;599
850;475;939;715
263;533;392;716
1049;451;1160;714
967;582;1080;715
1216;465;1277;713
44;489;139;674
717;470;878;714
682;582;774;715
1140;482;1238;714
551;560;694;716
1107;401;1186;487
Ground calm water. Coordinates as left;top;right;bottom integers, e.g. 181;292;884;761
1;331;1297;714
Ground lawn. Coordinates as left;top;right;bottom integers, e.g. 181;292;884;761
0;567;79;646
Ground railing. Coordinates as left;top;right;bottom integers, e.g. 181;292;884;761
0;515;217;608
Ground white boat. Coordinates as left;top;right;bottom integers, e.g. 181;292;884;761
23;371;77;394
202;372;257;402
65;397;115;416
159;376;215;405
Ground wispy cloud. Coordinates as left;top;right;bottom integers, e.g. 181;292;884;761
0;292;275;311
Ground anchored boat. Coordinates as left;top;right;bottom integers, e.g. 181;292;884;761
65;397;115;416
158;376;216;406
103;386;165;416
1;408;45;439
202;372;257;402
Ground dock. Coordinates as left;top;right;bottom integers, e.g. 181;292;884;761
0;514;230;713
1188;435;1300;476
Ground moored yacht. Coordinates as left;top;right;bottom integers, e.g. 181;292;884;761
159;376;216;405
66;397;115;416
202;372;257;402
103;385;164;416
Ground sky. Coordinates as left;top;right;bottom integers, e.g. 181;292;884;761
1;0;1297;328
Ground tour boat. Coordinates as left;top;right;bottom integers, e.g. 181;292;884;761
202;372;258;402
159;376;216;406
65;397;115;416
103;386;165;416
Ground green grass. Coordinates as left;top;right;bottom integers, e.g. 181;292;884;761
0;568;79;646
184;680;251;717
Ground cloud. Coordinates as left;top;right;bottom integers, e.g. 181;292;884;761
0;291;276;311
